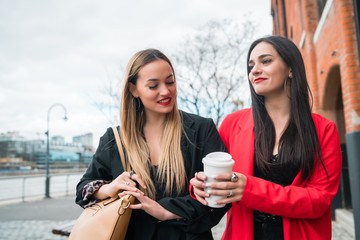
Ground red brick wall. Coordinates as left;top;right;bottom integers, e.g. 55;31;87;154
271;0;360;135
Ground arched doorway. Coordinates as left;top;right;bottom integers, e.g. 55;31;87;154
323;65;352;214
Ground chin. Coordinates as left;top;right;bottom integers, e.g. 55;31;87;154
159;106;175;114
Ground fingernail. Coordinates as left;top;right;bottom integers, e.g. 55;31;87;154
205;193;210;197
205;183;211;187
207;190;213;194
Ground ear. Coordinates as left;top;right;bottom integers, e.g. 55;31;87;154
289;69;293;78
129;82;138;98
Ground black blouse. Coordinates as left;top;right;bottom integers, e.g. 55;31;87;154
253;154;299;240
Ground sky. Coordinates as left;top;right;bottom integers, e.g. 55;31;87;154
0;0;272;148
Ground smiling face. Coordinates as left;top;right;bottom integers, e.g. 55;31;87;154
248;42;292;98
129;59;176;118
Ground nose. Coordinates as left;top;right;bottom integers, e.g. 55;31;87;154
250;64;262;76
160;84;171;95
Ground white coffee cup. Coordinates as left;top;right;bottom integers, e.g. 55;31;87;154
202;152;234;208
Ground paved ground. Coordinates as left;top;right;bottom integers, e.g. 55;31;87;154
0;195;354;240
0;196;81;240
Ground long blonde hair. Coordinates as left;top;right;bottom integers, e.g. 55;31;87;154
120;49;186;199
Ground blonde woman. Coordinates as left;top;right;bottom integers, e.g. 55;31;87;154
75;49;229;239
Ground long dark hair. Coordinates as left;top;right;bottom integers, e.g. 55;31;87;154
247;36;325;181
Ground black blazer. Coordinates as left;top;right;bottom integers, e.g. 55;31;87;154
75;111;230;240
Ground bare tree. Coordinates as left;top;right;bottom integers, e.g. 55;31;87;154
173;19;255;126
91;71;122;126
93;19;255;127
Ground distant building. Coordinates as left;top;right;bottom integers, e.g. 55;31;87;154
0;131;92;169
0;132;32;170
33;140;84;168
0;132;27;158
73;133;93;151
51;135;65;144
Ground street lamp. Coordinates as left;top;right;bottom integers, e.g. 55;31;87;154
45;103;68;198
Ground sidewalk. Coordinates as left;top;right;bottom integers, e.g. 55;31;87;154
0;195;354;240
0;195;82;240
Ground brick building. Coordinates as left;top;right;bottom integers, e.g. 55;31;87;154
271;0;360;238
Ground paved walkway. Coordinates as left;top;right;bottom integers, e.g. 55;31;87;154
0;195;354;240
0;196;81;240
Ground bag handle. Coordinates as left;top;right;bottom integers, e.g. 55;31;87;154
112;127;131;172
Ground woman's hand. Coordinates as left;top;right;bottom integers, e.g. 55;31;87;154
119;191;182;221
189;172;210;206
190;171;247;206
94;171;147;200
209;172;247;205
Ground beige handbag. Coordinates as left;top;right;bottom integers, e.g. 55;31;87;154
69;127;135;240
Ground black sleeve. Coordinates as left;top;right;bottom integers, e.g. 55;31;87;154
158;117;230;233
75;127;119;207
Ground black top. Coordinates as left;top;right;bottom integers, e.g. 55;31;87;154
253;154;299;240
75;111;230;240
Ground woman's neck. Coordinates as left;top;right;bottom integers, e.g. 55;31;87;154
144;111;166;129
264;94;291;155
143;111;166;166
264;93;291;123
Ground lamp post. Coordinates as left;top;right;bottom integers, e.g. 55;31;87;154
45;103;68;198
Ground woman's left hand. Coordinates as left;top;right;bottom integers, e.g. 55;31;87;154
119;191;181;221
209;172;247;205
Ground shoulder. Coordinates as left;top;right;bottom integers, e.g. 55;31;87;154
311;113;336;131
180;110;214;127
102;126;117;139
311;113;338;140
221;108;253;128
97;126;118;151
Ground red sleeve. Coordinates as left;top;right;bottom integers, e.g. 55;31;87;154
239;120;342;219
189;183;196;199
219;113;234;152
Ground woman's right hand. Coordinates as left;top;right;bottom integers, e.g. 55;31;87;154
189;171;210;206
94;171;146;199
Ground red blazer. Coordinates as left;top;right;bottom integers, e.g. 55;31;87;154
219;108;342;240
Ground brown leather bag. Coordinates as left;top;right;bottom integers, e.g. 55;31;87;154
69;127;135;240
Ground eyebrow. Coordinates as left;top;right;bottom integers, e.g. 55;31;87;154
248;54;273;64
146;74;173;82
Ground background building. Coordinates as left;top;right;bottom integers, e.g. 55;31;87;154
73;133;93;151
0;132;26;158
271;0;360;238
0;132;29;170
51;135;65;144
0;131;94;171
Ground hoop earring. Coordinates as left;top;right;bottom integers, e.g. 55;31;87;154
284;76;292;98
284;75;292;88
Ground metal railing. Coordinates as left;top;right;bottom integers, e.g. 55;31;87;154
0;173;83;202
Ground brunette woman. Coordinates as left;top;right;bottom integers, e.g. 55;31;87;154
191;36;342;240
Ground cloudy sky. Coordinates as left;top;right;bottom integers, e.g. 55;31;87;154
0;0;272;147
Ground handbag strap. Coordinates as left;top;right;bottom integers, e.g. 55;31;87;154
112;126;131;172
